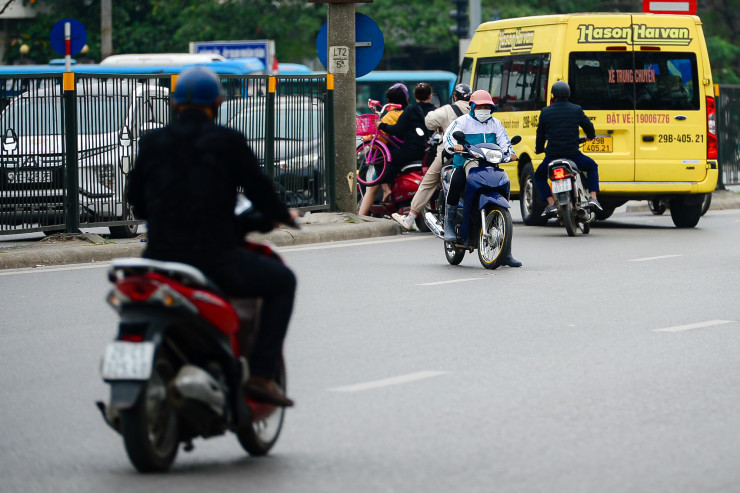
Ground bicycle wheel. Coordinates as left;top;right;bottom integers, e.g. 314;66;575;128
356;142;389;186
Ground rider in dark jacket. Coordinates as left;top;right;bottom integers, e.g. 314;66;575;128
534;81;603;217
127;66;297;407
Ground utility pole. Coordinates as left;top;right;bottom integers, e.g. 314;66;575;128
101;0;112;59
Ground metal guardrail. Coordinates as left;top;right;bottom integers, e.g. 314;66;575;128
0;73;333;237
717;84;740;187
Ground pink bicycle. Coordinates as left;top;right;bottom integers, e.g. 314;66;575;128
356;99;403;186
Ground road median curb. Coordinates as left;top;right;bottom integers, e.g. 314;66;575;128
0;213;400;270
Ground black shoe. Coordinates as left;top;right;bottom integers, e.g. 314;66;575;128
587;197;603;212
542;205;558;218
244;376;294;407
503;253;522;267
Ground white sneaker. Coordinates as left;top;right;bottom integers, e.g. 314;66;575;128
391;212;413;231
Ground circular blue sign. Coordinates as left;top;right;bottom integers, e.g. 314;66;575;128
316;13;384;78
50;18;87;56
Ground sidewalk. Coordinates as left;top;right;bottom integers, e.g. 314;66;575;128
0;213;401;270
1;190;738;270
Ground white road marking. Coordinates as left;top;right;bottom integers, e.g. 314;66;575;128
654;320;735;333
418;277;490;286
0;262;111;276
328;371;447;392
629;254;682;262
279;235;427;252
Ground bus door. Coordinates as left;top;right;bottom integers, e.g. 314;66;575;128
568;50;636;183
631;16;706;183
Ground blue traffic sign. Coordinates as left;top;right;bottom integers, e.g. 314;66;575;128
316;13;384;78
50;18;87;56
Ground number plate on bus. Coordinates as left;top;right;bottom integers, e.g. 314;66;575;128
6;170;53;184
551;179;572;193
583;137;613;153
101;341;155;380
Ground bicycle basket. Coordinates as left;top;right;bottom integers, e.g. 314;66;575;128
356;114;379;136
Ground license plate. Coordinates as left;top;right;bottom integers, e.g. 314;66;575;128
101;341;155;380
6;170;53;184
551;178;572;193
583;136;613;153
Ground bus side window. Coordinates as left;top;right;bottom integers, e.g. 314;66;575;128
537;55;551;109
474;59;505;105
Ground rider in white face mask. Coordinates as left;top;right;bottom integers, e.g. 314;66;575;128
441;89;521;267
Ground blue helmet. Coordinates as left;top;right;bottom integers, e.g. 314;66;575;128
172;66;223;105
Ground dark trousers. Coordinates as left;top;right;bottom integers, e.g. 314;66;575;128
380;146;424;184
208;248;296;380
446;166;467;206
534;152;600;201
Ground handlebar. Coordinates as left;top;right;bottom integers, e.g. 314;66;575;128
367;99;402;116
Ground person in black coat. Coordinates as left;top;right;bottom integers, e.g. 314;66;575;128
534;81;603;218
127;66;297;407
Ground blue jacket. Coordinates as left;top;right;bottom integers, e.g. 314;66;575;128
443;113;513;168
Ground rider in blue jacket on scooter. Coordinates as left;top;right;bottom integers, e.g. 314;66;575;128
442;89;522;267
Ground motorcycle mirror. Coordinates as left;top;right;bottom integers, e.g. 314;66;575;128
510;135;522;145
452;130;467;144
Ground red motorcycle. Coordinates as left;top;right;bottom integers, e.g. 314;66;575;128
97;205;288;472
358;134;441;232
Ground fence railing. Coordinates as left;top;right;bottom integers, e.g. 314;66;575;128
0;73;333;237
717;84;740;187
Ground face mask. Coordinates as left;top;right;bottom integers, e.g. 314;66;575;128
474;109;491;122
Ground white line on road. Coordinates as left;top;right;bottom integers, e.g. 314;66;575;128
0;262;111;276
279;235;428;252
328;371;448;392
418;277;490;286
629;254;682;262
654;320;735;332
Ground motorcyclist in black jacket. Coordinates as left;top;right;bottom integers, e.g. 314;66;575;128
534;81;603;218
127;66;297;407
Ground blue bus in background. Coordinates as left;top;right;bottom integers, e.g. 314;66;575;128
355;70;457;114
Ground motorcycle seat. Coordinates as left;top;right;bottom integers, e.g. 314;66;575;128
110;257;222;293
400;161;423;173
548;158;580;173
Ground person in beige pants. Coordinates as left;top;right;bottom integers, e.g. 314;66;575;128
392;83;472;230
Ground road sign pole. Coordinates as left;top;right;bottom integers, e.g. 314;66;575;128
327;3;357;213
64;22;71;72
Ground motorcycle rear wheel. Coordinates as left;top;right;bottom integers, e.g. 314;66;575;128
237;361;287;456
478;205;512;269
120;352;179;473
562;202;577;237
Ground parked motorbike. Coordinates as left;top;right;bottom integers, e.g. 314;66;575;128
358;133;442;232
424;131;521;269
546;138;595;236
97;200;288;472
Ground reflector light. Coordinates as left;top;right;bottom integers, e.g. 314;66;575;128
117;280;159;302
552;168;566;180
706;96;717;159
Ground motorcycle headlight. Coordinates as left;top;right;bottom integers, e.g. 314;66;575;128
483;149;503;164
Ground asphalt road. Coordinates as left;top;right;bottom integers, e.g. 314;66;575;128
1;207;740;492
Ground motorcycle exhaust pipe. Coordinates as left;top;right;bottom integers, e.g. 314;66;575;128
424;212;444;239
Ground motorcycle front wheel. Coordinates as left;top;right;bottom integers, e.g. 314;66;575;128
478;205;512;269
237;361;287;456
120;351;179;473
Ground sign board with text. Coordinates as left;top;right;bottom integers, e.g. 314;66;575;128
316;13;384;78
189;39;276;74
643;0;696;15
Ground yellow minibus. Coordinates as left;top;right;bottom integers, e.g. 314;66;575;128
459;13;716;227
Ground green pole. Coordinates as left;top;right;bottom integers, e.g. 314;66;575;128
265;76;276;180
